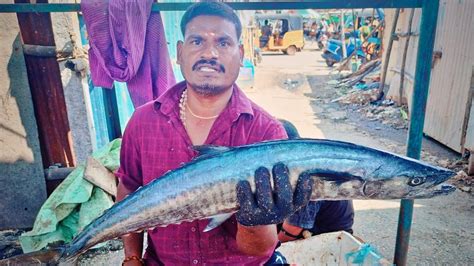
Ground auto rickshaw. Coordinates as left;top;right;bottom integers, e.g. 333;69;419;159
255;14;304;55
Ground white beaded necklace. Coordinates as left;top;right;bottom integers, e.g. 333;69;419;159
179;89;220;129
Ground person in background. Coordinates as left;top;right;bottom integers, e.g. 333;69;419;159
303;21;310;37
260;19;273;47
359;20;372;42
309;21;318;41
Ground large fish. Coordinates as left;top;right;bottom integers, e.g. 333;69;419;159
1;139;455;265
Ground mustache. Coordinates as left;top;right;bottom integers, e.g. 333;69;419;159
192;59;225;73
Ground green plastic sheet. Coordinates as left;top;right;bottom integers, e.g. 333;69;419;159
19;139;121;253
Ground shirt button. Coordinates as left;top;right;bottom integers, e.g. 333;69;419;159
192;259;198;264
191;227;196;232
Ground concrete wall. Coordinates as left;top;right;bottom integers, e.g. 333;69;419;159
50;3;95;164
0;11;47;229
0;0;96;229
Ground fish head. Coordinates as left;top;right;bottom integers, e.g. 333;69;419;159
364;160;456;199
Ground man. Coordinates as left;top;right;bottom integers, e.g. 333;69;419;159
309;22;318;41
359;21;372;42
277;120;354;243
116;2;312;265
260;19;272;47
278;201;354;242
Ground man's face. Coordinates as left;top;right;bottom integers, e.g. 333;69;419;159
177;15;243;96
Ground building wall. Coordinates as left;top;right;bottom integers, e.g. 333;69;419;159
51;1;94;164
0;0;97;228
424;0;474;152
382;0;474;152
0;10;47;229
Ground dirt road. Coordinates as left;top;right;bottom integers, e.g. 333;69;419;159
245;47;474;264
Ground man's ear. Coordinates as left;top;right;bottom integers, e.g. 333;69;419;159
177;40;184;65
239;44;244;67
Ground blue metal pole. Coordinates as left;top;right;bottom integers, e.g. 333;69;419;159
0;1;423;13
394;0;440;265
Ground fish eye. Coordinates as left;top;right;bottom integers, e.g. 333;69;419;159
408;177;425;186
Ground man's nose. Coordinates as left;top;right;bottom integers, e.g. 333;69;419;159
201;43;219;59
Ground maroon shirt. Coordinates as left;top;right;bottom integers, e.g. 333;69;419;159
116;81;287;265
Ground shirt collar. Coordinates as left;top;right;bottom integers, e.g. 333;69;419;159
154;81;186;117
154;81;254;119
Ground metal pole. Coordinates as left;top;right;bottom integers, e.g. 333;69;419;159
394;0;440;265
340;10;347;59
0;1;424;13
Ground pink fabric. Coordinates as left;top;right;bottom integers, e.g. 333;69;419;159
116;81;287;265
81;0;175;107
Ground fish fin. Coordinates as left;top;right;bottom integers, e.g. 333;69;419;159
0;246;65;265
203;213;233;232
193;145;230;158
304;169;363;185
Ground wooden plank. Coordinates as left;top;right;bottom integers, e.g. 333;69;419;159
468;153;474;176
15;0;76;171
465;99;474;151
460;67;474;153
398;9;415;105
22;44;72;57
84;157;117;197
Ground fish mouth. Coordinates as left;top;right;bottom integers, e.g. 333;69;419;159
412;183;456;198
431;183;456;196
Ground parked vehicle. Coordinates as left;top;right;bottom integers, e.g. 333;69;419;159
255;14;304;55
321;37;364;67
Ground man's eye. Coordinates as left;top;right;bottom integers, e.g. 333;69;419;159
219;41;230;47
191;40;201;45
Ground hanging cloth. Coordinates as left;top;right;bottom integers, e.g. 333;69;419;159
81;0;176;107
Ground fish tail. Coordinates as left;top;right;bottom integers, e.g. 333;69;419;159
0;246;67;266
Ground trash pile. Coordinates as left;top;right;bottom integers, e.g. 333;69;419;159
336;59;381;89
451;170;473;193
328;59;409;130
445;157;473;194
0;230;24;260
328;59;474;194
358;102;409;129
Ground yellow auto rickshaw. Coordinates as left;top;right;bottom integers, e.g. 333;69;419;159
255;14;304;55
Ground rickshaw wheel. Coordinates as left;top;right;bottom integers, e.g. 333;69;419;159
284;45;297;55
325;59;335;67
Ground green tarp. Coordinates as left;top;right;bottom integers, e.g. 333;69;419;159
19;139;121;253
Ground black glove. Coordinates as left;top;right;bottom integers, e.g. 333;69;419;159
236;162;314;226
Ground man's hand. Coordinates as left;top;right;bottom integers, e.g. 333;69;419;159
236;162;314;226
117;182;144;264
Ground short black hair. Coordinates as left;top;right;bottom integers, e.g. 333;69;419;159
278;119;300;139
180;1;242;40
